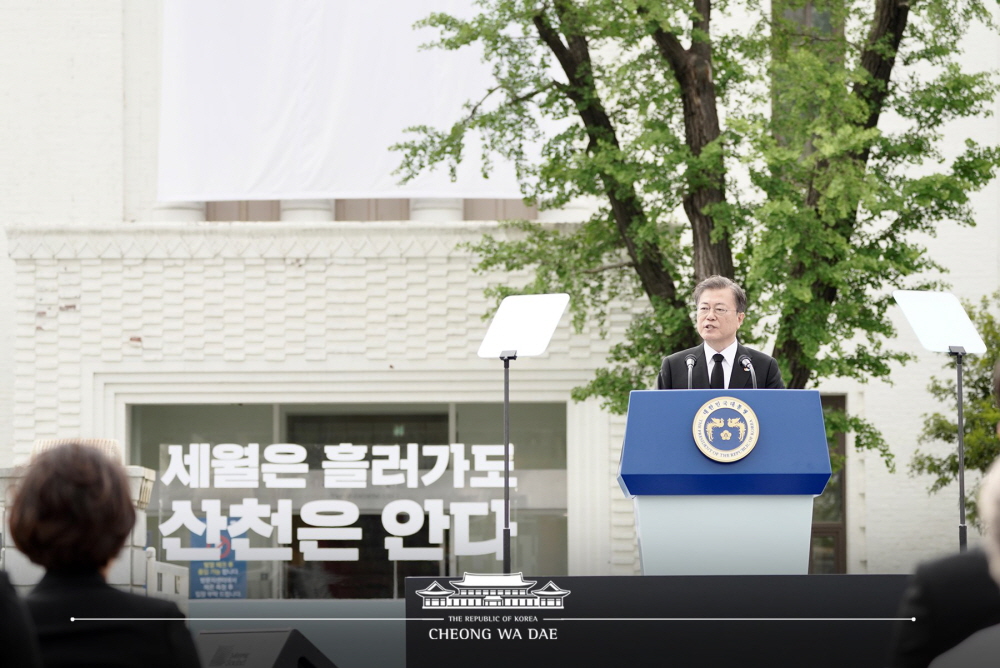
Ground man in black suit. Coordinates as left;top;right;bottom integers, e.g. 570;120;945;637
888;548;1000;667
656;275;783;390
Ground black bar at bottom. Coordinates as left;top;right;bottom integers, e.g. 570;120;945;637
406;574;909;668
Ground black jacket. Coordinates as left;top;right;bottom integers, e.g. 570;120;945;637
25;569;202;668
888;549;1000;668
1;570;43;668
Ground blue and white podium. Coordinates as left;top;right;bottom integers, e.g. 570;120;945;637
617;389;831;575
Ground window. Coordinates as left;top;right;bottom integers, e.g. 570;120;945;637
131;401;567;599
206;201;281;221
202;199;538;222
810;395;847;573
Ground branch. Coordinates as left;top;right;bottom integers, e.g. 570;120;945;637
639;3;734;280
649;27;688;76
636;2;688;77
465;84;502;121
854;0;911;135
768;20;865;51
639;0;710;73
691;0;712;59
530;5;683;308
532;8;580;97
582;260;636;274
463;82;557;126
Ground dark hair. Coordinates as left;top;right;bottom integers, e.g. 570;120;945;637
9;443;135;572
693;275;747;314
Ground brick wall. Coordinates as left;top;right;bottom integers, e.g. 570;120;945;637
6;222;636;575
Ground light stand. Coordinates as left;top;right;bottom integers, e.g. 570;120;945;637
501;349;516;573
895;290;986;552
478;294;569;574
949;345;968;551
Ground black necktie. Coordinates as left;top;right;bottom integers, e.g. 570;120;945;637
710;353;725;389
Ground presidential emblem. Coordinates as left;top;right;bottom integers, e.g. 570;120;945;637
691;397;760;462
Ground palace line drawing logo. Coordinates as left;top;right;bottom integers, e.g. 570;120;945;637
416;572;571;609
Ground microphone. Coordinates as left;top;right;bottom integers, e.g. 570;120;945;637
685;354;697;390
739;354;757;389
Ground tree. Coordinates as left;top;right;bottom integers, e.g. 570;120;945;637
913;292;1000;520
394;0;1000;463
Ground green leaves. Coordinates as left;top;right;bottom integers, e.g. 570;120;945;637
824;406;895;473
395;1;1000;468
894;64;999;130
463;216;641;334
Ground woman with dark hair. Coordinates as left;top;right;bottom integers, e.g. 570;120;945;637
9;442;202;668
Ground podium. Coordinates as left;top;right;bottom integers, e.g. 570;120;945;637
617;389;831;575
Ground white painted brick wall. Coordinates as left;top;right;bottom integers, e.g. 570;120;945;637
8;228;588;392
5;222;629;576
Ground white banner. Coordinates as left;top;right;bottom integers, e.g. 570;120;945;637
157;0;524;202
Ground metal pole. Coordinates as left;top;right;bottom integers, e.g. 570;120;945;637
950;346;968;552
500;351;516;574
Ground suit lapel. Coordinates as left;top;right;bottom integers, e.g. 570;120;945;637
694;360;711;388
690;345;711;389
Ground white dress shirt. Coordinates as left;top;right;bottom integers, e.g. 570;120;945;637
703;340;739;389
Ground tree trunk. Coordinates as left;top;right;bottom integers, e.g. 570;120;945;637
649;0;734;282
533;7;686;312
772;0;910;389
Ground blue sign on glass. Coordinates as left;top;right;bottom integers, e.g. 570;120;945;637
188;528;248;600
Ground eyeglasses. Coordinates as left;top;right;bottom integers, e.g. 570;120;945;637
696;306;736;317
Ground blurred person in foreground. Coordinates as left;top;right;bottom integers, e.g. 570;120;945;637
887;362;1000;667
920;458;1000;667
0;568;43;667
8;442;202;668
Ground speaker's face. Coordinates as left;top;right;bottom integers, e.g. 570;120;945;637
696;288;744;351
